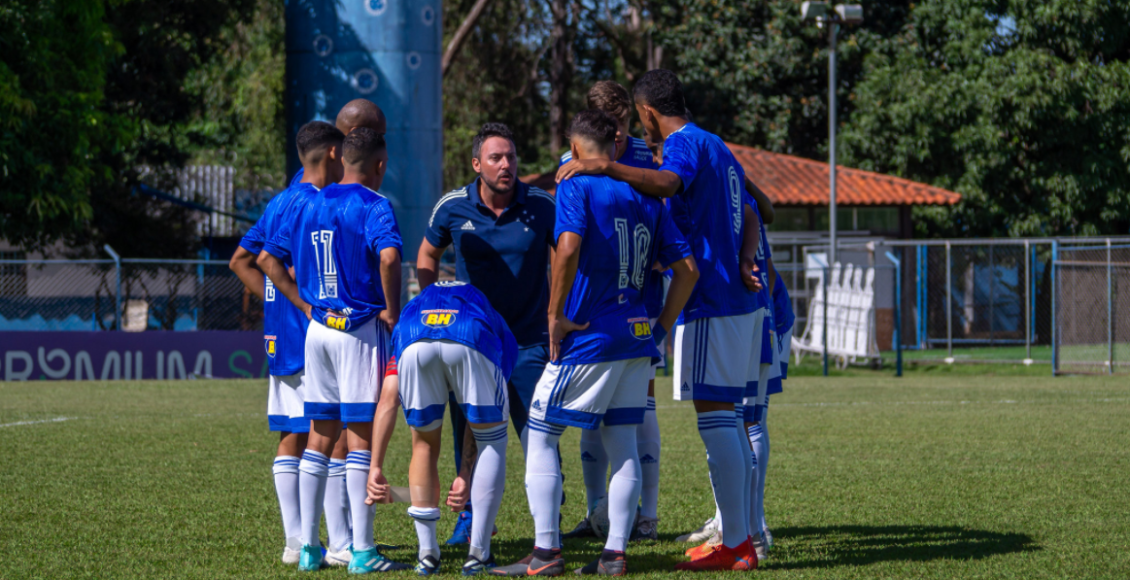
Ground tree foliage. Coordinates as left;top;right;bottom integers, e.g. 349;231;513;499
840;0;1130;237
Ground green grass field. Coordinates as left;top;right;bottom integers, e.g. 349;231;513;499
2;371;1129;579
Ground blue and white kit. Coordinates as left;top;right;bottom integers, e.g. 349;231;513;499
264;182;403;423
240;182;318;433
393;281;518;430
663;123;769;403
528;173;690;430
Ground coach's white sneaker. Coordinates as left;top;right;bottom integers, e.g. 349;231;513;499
282;537;302;565
325;544;352;567
675;516;720;543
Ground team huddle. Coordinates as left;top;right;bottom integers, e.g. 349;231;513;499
229;69;796;576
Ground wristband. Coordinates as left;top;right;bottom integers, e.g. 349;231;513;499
651;324;668;348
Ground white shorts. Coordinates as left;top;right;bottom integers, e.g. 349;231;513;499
304;317;389;423
743;334;777;422
673;310;766;403
398;339;508;430
267;371;307;433
529;357;651;430
649;317;667;381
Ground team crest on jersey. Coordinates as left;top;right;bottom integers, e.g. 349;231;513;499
628;317;652;340
422;309;458;327
324;312;351;332
264;335;277;357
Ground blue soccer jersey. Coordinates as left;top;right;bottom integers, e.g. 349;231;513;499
239;183;317;376
772;272;794;334
393;281;519;379
660;123;762;322
265;182;403;330
562;136;666;318
554;174;691;365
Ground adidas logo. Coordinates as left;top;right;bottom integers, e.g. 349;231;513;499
640;454;657;464
581;451;596;462
681;382;690;392
460;220;475;231
532;399;541;410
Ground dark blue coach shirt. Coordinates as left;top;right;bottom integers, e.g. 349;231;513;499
425;179;556;348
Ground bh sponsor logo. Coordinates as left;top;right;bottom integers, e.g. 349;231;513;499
628;317;652;340
264;335;277;358
422;309;458;327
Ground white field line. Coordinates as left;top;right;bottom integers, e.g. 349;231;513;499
0;416;75;428
656;397;1130;410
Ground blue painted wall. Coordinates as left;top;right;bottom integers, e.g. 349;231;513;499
285;0;442;251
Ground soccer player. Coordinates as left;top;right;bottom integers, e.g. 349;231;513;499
501;109;697;576
227;121;344;565
753;269;794;553
377;281;518;575
259;127;407;573
559;81;665;541
290;98;387;186
556;69;766;571
417;123;556;544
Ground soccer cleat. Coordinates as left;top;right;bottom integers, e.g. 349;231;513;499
763;528;774;549
298;544;323;572
752;533;769;561
447;510;473;545
282;547;301;566
675;516;720;543
325;544;352;567
674;538;757;572
563;517;596;539
631;516;658;541
415;554;441;576
574;552;626;576
462;554;495;576
525;550;565;577
488;553;533;576
349;547;410;574
684;532;721;559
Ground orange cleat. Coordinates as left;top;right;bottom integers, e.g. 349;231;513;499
674;538;757;572
684;535;720;559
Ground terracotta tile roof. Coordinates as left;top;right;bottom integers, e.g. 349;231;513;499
521;143;961;207
728;143;960;206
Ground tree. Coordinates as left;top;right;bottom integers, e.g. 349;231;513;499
653;0;912;159
840;0;1130;237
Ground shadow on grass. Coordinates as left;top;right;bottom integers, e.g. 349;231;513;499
767;525;1040;569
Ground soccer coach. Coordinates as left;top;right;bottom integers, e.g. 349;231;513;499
416;123;556;536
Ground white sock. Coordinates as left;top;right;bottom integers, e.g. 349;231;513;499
469;424;508;561
579;427;609;516
273;456;302;544
408;506;441;561
748;418;768;537
637;397;661;520
525;419;565;550
324;458;351;551
601;424;641;552
298;450;330;546
697;411;748;548
759;413;770;534
345;450;375;551
735;405;754;546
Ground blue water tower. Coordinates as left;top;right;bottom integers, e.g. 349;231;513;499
285;0;442;251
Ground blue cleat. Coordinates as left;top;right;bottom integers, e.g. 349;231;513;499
462;554;495;576
446;510;473;545
415;554;441;576
298;544;324;572
349;547;410;574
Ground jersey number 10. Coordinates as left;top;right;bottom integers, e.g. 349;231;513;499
615;218;652;291
310;230;338;299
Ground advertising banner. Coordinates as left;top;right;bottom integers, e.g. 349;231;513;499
0;332;267;381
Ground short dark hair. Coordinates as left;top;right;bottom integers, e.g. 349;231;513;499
296;121;345;164
586;81;632;125
632;69;686;118
342;127;387;166
472;122;514;159
567;109;618;150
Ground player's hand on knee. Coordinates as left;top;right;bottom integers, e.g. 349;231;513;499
366;468;391;505
445;475;470;511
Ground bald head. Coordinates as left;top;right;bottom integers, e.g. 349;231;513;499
336;99;387;136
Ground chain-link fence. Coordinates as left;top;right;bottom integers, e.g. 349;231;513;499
1053;242;1130;375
